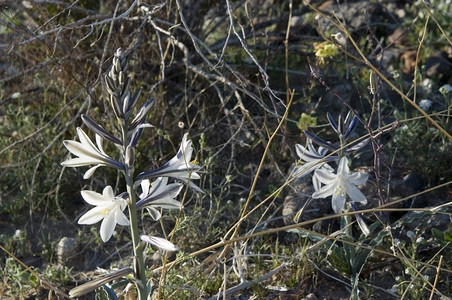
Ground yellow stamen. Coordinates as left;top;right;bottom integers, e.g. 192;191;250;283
335;185;346;197
100;208;110;216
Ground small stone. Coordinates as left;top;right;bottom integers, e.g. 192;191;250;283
57;237;79;266
401;50;418;73
302;293;318;300
387;27;408;48
150;252;163;266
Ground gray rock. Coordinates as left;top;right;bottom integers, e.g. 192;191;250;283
283;175;332;228
57;237;79;266
302;293;318;300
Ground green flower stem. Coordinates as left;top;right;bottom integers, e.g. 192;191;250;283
342;212;359;300
121;125;147;299
339;134;346;158
125;173;147;299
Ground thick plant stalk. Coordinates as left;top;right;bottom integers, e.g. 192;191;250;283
63;48;202;299
121;125;147;299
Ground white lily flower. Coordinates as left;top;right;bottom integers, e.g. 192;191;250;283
137;177;183;220
140;235;178;252
136;133;202;192
293;139;338;179
312;156;368;214
78;186;130;242
62;127;124;179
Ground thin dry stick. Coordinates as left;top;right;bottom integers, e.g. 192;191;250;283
174;0;215;69
157;8;282;118
400;240;448;299
284;0;293;98
207;262;289;300
225;0;284;109
13;0;139;47
221;91;294;247
225;0;269;91
96;0;122;82
157;138;199;300
169;33;286;178
163;20;278;117
421;0;452;46
152;201;452;283
151;176;452;276
232;90;286;178
429;255;443;300
413;14;430;104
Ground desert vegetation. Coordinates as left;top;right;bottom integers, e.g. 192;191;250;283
0;0;451;299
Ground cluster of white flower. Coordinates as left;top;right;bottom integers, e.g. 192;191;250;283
62;49;201;245
293;112;370;234
62;49;202;298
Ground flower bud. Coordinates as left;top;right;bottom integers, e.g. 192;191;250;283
125;145;135;170
69;267;132;298
369;70;378;95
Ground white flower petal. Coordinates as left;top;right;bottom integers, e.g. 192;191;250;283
137;177;183;209
78;186;129;243
95;133;106;154
83;165;102;179
295;144;309;160
313;173;322;191
103;186;115;199
140;235;178;251
80;190;109;206
145;198;182;210
61;128;123;171
62;157;105;167
331;191;346;214
311;156;368;214
77;128;100;153
337;156;349;173
146;207;161;221
293;161;316;178
186;180;203;193
63;140;99;159
100;213;116;242
78;206;106;224
137;123;153;129
348;172;369;185
140;179;151;196
148;177;169;194
114;208;130;226
136;134;201;190
311;183;335;199
313;168;337;183
356;215;370;236
345;182;367;204
68;267;132;298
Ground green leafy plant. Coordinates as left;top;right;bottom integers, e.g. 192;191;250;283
0;258;39;298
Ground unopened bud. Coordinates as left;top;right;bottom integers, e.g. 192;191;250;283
125;146;135;170
69;267;132;298
369;70;378;95
119;71;125;85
